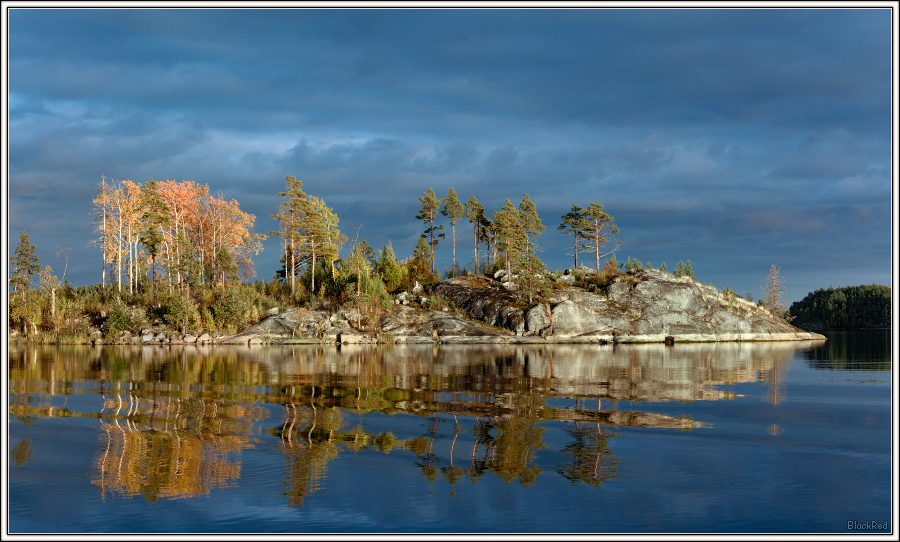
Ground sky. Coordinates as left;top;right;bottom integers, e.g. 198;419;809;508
4;3;897;305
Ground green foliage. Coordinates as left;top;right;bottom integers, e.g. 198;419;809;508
416;188;444;273
673;260;694;279
103;297;147;337
659;262;667;273
624;256;642;272
9;230;40;298
789;284;891;330
213;286;248;331
405;236;433;286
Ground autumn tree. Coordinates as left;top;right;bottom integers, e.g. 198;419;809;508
416;188;444;276
582;202;620;273
440;187;465;276
464;194;489;274
158;179;206;291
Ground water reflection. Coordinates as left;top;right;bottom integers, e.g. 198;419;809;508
799;330;891;371
8;340;821;503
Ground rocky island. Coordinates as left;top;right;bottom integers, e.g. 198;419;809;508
213;266;825;346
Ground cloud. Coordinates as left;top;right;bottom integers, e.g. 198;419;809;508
5;7;893;303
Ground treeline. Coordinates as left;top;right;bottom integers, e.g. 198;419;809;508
16;173;748;343
789;284;891;330
91;177;264;294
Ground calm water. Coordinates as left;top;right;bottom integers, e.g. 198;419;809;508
6;331;894;534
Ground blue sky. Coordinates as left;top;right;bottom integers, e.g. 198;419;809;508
4;5;896;304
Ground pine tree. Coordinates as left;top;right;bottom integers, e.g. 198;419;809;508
298;195;342;295
464;194;489;274
416;188;444;275
583;202;620;273
491;199;526;279
518;194;545;251
138;178;171;305
270;175;306;296
9;230;40;302
558;205;590;268
375;242;404;292
440;187;466;276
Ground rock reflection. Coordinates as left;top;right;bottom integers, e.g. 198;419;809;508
7;340;819;500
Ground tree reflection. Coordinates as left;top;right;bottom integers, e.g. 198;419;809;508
274;401;343;507
8;340;821;504
557;422;618;486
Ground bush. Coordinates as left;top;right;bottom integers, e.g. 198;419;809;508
103;298;146;337
213;286;248;331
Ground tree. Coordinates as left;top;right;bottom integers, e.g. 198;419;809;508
37;246;70;323
297;195;343;295
582;202;620;273
490;199;526;279
440;187;466;276
464;195;489;274
673;260;693;278
518;194;545;252
271;176;306;296
624;256;643;272
9;230;39;302
408;236;433;285
558;205;590;268
375;242;404;292
138;178;171;305
517;195;547;303
9;231;40;335
761;264;791;322
416;188;444;275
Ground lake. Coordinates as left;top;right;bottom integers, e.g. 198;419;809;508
6;331;894;534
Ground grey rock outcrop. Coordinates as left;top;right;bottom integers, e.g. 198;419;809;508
434;269;824;342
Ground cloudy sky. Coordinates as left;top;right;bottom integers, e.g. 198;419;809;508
5;5;896;303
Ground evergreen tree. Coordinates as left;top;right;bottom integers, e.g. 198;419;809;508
490;199;526;279
464;194;489;274
375;242;404;292
408;235;433;285
440;187;466;276
518;194;545;251
582;202;620;273
558;205;590;268
416;188;444;275
270;175;307;296
624;256;642;272
9;230;39;301
298;194;343;295
138;178;171;305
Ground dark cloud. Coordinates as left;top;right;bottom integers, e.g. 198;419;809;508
5;6;894;303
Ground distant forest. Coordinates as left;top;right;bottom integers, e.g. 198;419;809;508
789;284;891;331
